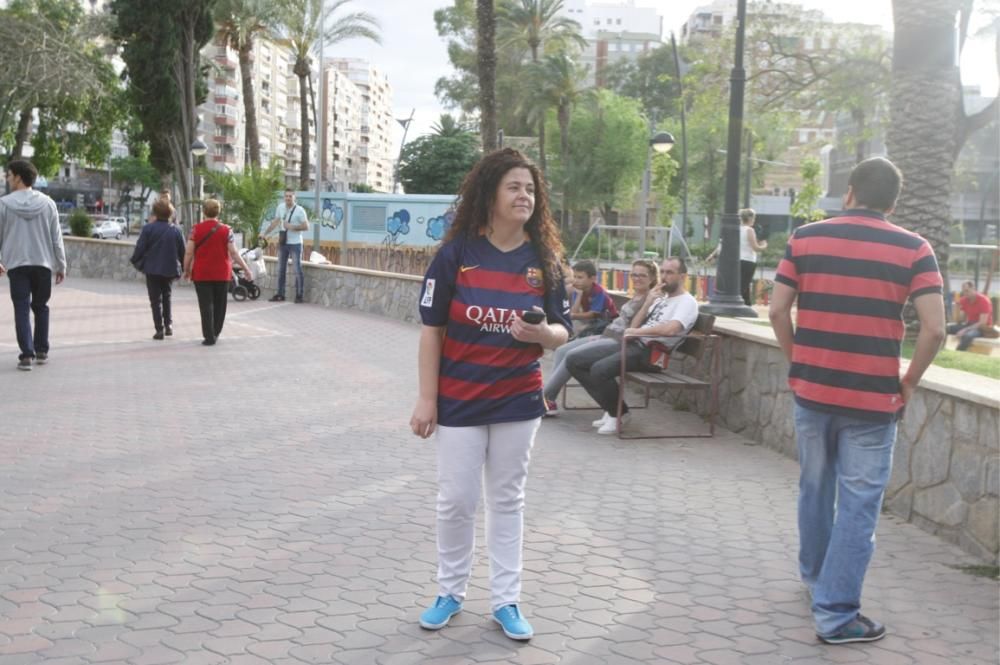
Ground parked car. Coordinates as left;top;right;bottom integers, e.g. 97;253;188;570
92;215;128;234
92;220;122;240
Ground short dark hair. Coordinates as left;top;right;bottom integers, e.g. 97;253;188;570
848;157;902;212
6;159;37;187
663;256;688;275
572;259;597;278
284;188;295;194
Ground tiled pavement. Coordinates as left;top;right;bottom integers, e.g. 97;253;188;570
0;277;996;665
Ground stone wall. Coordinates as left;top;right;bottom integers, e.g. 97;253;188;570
677;319;999;564
64;238;1000;562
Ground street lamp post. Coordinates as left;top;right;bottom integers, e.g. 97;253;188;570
669;32;689;244
190;138;208;236
638;129;675;258
703;0;756;318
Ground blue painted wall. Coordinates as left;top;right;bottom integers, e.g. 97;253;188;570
262;192;457;247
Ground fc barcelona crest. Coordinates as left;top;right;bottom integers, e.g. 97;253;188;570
525;267;543;288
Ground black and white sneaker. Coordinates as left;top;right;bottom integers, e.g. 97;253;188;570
17;358;32;371
34;352;47;365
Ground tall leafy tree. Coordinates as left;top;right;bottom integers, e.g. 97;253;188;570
603;44;682;121
477;0;498;151
497;0;584;171
202;160;285;246
276;0;380;189
2;0;120;170
398;127;481;195
215;0;280;168
114;0;218;229
888;0;998;294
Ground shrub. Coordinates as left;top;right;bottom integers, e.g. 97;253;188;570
68;208;93;238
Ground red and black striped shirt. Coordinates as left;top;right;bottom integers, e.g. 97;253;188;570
775;210;943;422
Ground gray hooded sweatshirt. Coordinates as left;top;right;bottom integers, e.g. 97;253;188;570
0;188;67;274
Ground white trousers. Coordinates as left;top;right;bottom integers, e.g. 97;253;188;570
435;418;540;611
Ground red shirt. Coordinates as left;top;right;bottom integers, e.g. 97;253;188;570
959;292;994;327
189;220;233;282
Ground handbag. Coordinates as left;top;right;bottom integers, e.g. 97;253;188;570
278;204;297;246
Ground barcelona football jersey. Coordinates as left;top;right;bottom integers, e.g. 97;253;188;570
419;235;571;427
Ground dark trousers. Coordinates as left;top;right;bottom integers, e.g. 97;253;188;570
145;274;174;332
565;340;656;415
194;281;229;344
8;266;52;360
740;260;757;307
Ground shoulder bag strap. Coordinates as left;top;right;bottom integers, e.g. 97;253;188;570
195;223;222;252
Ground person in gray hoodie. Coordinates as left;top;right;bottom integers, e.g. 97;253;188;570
0;160;67;371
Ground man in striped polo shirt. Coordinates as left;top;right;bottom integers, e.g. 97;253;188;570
769;157;945;645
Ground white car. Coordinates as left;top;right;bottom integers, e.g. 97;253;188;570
92;220;123;240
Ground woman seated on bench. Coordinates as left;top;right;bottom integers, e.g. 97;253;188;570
565;256;699;435
542;259;659;415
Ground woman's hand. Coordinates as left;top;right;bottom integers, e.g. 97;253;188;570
510;307;549;345
410;397;437;439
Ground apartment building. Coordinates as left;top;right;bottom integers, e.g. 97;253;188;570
328;58;395;192
319;66;365;191
560;0;663;87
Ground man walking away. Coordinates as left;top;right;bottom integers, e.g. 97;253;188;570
769;157;945;645
0;160;67;371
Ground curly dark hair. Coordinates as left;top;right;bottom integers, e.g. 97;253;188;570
444;148;564;290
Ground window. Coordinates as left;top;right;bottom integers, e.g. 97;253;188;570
616;18;621;25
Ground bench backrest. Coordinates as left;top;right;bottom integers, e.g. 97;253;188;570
674;312;716;359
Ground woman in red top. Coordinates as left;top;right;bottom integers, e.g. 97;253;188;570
182;199;254;346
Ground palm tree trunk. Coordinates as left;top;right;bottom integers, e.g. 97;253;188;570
888;0;963;303
238;40;261;169
558;104;570;233
297;67;310;189
12;108;32;158
477;0;497;152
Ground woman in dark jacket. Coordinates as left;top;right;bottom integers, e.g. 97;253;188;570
130;199;186;340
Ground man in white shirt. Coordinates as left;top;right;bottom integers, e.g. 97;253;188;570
566;256;698;434
264;188;309;303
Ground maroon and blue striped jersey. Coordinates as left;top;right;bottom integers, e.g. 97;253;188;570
775;210;943;422
419;235;571;427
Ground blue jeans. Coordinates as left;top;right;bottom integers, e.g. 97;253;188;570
276;243;304;299
794;403;896;637
947;322;983;351
8;266;52;360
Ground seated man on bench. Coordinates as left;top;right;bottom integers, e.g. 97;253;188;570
566;256;699;435
948;281;997;351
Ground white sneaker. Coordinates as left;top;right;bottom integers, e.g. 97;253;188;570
597;413;630;435
592;412;612;428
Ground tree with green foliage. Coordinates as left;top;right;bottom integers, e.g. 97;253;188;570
789;157;827;223
215;0;280;169
113;0;218;230
549;90;647;237
112;153;160;216
202;160;285;247
398;121;481;195
497;0;584;172
1;0;121;170
603;44;681;121
275;0;380;188
651;150;681;227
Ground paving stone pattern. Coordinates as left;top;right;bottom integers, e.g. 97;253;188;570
0;278;997;665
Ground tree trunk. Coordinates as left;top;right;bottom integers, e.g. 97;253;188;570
297;67;310;190
12;108;32;158
888;0;964;301
476;0;497;152
297;63;310;189
238;40;261;169
558;104;570;232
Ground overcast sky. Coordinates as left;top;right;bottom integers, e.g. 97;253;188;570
332;0;999;151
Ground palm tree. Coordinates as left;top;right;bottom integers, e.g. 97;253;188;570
527;52;588;229
215;0;279;169
276;0;380;189
497;0;585;173
887;0;998;298
477;0;498;151
431;113;467;138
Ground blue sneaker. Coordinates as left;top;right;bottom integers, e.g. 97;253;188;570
492;604;533;640
419;595;462;630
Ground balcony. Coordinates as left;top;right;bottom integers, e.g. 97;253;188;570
213;134;236;145
215;115;237;127
213;53;237;70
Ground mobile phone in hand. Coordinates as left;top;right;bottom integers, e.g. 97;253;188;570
521;310;545;324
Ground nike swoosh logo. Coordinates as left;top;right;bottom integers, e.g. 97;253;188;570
460;265;479;272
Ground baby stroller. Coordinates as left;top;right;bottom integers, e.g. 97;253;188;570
230;247;264;301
